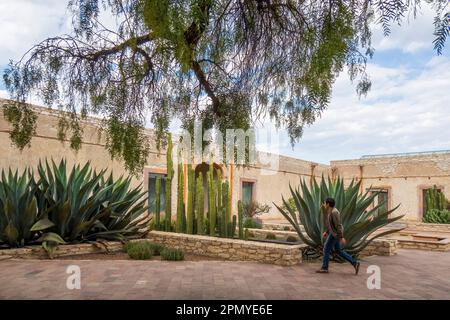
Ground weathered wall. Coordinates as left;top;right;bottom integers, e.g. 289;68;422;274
229;154;331;220
0;98;180;216
2;98;450;223
331;155;450;221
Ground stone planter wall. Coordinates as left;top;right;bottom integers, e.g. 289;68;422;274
360;239;398;257
397;239;449;251
248;228;397;257
147;231;305;266
247;228;300;241
0;242;123;260
406;221;450;233
262;223;296;232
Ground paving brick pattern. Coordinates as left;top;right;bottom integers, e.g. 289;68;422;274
0;249;449;299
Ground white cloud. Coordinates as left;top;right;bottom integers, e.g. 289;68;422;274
0;0;71;64
371;3;440;54
0;89;8;99
2;0;449;166
277;55;450;164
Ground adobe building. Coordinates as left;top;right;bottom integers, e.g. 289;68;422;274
1;98;449;222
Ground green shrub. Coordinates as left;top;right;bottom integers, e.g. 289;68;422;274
286;235;298;242
161;247;185;261
126;241;154;260
242;201;271;218
423;209;450;224
283;226;291;231
243;218;262;229
147;242;165;255
265;232;277;240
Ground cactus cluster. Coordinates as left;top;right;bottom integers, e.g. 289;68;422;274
156;136;246;238
176;150;185;233
425;186;448;212
164;133;174;231
154;177;161;230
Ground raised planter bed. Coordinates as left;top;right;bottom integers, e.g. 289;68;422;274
405;221;450;233
391;231;450;251
262;223;297;232
0;242;124;259
147;231;306;266
247;228;397;257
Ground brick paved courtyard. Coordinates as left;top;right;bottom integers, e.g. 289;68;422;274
0;249;449;299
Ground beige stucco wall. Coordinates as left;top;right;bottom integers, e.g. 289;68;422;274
2;98;449;223
331;155;450;221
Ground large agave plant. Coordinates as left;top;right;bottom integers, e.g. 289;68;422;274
35;159;150;244
275;176;404;256
0;169;59;247
86;173;150;241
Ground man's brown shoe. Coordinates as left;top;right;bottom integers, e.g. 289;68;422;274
316;269;329;274
354;262;360;275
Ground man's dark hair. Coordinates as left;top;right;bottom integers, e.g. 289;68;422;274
325;198;335;207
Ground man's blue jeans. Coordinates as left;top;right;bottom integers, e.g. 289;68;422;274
322;233;357;270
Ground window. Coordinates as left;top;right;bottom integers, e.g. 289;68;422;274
368;188;389;216
376;190;389;216
148;173;167;213
242;181;254;206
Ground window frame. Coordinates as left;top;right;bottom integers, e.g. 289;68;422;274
240;178;257;206
366;186;392;216
144;167;168;214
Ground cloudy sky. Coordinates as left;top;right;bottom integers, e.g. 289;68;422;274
0;1;449;164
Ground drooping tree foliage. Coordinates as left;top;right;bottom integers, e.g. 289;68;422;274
2;0;449;174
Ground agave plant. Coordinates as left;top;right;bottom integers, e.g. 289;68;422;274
86;173;150;241
0;169;58;247
35;159;150;244
275;176;404;256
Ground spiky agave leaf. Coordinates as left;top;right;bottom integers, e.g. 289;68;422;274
276;176;404;256
35;158;150;242
0;168;48;247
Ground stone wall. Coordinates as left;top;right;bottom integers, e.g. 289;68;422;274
331;154;450;221
0;242;123;259
360;239;398;257
147;231;305;266
397;240;449;251
405;221;450;233
247;228;398;257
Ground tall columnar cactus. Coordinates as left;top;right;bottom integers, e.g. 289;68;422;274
176;151;185;233
217;170;222;209
208;163;216;236
426;186;448;213
221;180;230;238
186;164;194;234
155;177;161;230
165;133;174;231
196;174;204;235
238;200;244;239
230;215;237;238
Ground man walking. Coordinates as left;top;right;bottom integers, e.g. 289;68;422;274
316;198;360;274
